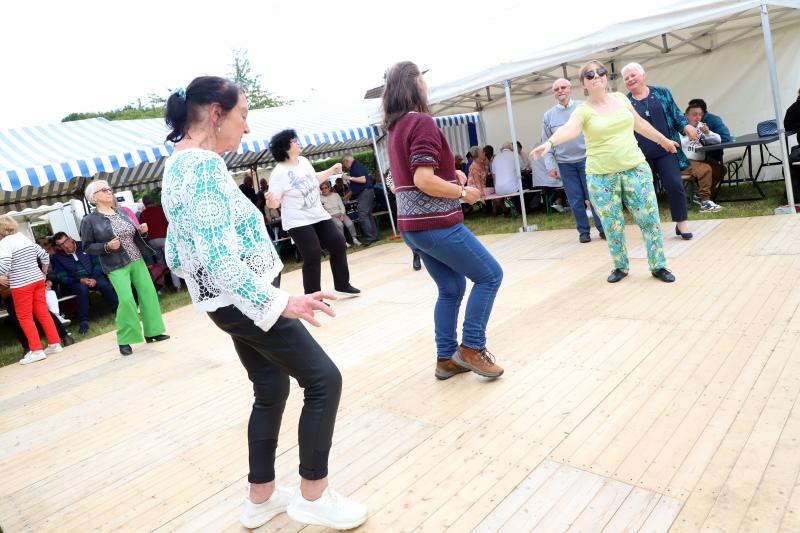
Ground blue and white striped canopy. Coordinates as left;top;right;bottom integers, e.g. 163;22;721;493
0;118;172;193
0;103;482;211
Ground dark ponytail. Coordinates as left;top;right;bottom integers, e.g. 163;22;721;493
164;76;241;143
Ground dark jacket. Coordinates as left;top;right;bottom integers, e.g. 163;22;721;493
628;85;691;170
51;241;105;286
80;208;155;274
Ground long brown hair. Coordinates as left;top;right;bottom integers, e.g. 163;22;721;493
381;61;430;131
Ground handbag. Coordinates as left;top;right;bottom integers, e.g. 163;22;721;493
756;119;778;137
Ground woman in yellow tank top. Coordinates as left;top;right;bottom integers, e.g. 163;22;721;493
531;60;678;284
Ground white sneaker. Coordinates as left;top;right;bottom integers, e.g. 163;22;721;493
353;239;363;246
287;487;368;530
19;350;47;365
240;486;294;529
57;314;71;325
44;343;63;355
550;203;565;213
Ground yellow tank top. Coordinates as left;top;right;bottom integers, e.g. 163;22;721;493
575;92;646;175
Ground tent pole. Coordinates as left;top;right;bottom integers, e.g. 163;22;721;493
503;79;530;231
760;1;795;211
370;127;397;236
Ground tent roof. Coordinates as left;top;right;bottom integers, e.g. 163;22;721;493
0;118;171;193
428;0;800;114
0;100;480;211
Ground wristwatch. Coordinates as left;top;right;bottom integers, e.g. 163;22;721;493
460;186;467;199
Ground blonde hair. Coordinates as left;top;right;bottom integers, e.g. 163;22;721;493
85;180;111;205
0;215;19;238
579;60;609;96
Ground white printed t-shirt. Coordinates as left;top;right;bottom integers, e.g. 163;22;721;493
268;156;331;231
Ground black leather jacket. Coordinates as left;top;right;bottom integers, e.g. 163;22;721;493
80;208;155;274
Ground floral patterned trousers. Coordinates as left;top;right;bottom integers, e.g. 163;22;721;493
586;162;667;273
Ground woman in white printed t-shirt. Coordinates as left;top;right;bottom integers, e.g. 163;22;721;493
265;129;360;296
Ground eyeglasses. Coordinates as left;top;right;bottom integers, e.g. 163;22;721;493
583;67;608;80
96;187;113;194
553;85;571;91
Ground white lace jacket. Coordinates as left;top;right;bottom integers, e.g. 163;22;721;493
161;149;289;331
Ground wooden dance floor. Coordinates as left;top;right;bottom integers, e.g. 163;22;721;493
2;214;800;532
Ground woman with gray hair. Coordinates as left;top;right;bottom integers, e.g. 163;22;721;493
80;180;168;355
623;62;698;240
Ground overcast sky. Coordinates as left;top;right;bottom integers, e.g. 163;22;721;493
2;0;677;129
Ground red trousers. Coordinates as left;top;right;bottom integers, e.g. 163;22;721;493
11;280;60;351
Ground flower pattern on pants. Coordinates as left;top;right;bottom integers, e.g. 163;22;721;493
586;162;667;273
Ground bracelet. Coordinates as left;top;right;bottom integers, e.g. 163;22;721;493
547;139;556;149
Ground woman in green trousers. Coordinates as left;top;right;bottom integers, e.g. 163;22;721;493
80;180;169;355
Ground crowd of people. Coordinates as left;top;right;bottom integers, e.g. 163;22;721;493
4;58;798;532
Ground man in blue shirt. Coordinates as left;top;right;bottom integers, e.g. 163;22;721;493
342;155;378;245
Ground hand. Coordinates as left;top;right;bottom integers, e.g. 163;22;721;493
462;186;481;205
455;170;467;186
699;123;710;135
685;124;698;141
264;191;280;209
548;169;559;178
659;138;680;154
330;163;343;174
138;223;148;234
80;278;91;286
107;237;121;251
530;143;551;160
281;291;337;327
85;278;97;288
0;275;8;288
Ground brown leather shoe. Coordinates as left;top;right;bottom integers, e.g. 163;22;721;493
435;359;471;380
452;345;504;378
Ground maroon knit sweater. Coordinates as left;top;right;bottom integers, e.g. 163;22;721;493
387;112;464;232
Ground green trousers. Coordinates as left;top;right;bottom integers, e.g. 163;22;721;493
107;258;166;345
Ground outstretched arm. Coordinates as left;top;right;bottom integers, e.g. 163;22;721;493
530;111;584;160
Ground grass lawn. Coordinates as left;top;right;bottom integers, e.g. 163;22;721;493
0;179;790;368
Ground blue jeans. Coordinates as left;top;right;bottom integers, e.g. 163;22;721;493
558;160;604;236
402;224;503;360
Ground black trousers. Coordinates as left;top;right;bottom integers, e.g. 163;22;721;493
207;306;342;483
648;154;688;222
288;219;350;294
3;296;68;353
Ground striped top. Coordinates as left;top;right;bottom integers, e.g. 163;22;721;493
387;112;464;232
0;232;49;288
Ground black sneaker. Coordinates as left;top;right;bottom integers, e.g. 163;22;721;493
119;344;133;356
607;269;628;283
579;233;591;243
334;285;361;297
61;334;76;347
651;268;676;283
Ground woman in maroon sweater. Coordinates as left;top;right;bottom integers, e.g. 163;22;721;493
383;61;504;380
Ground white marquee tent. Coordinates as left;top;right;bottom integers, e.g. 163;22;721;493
428;0;800;228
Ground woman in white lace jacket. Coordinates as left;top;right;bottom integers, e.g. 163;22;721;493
161;77;367;531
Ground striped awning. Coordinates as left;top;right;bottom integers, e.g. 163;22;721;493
0;118;172;193
0;103;482;211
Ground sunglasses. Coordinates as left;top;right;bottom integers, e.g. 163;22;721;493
583;67;608;80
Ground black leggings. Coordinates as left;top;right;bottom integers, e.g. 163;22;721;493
207;305;342;483
648;153;688;222
288;219;350;294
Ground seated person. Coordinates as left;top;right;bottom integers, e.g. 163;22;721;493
492;142;521;195
531;153;568;212
51;232;118;334
680;103;725;212
454;154;465;174
516;141;533;182
687;98;732;164
138;195;181;289
784;88;800;200
333;177;352;201
467;145;491;201
320;181;361;246
37;236;68;323
465;151;474;175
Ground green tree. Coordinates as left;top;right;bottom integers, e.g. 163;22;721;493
62;95;167;122
229;48;288;109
